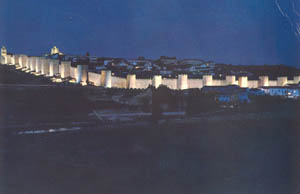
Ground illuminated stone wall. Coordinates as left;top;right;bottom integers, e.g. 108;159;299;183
136;78;152;89
25;57;30;69
152;75;162;88
238;76;248;88
60;61;71;78
277;77;288;86
269;80;278;86
226;75;236;85
188;79;203;89
259;76;269;87
41;58;49;75
111;76;126;88
76;65;88;84
0;56;6;65
248;80;259;88
162;78;177;90
49;59;59;76
88;72;101;86
294;76;300;84
126;74;136;89
30;57;36;71
212;79;227;86
11;55;16;65
203;75;213;86
35;57;42;73
70;66;77;79
19;55;28;68
177;74;188;90
5;51;300;90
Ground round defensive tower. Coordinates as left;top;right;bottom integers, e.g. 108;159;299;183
226;75;236;85
127;74;136;89
11;55;16;65
177;74;188;90
35;57;42;73
76;65;83;83
49;59;59;76
203;75;213;86
100;70;108;87
105;70;111;88
76;64;88;85
238;76;248;88
294;76;300;84
25;57;31;69
152;75;162;88
30;57;36;71
277;77;288;86
41;58;50;75
259;76;269;87
60;61;71;78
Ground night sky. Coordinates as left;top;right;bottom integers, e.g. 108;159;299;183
1;0;300;66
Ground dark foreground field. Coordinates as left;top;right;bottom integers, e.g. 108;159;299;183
1;116;300;194
1;65;300;194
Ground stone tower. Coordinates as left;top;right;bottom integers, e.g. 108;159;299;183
51;46;59;55
1;46;7;56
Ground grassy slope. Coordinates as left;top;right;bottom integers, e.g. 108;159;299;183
1;117;300;194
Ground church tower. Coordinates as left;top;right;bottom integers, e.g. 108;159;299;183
51;46;59;55
1;46;7;56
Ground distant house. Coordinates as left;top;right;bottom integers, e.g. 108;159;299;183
248;88;265;96
260;85;300;99
201;85;249;103
128;58;152;66
159;56;177;65
178;59;203;66
89;56;99;64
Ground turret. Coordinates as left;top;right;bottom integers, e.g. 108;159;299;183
294;76;300;84
60;61;71;78
100;70;112;88
51;46;60;55
277;77;287;86
152;75;162;88
177;74;188;90
127;74;136;89
203;75;213;86
76;64;88;84
259;76;269;87
226;75;236;85
238;76;248;88
41;58;50;75
1;46;7;56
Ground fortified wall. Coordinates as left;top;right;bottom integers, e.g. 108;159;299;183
1;53;300;90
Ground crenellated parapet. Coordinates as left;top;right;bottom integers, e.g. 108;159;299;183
2;49;300;90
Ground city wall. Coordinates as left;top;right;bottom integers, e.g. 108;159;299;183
2;54;300;90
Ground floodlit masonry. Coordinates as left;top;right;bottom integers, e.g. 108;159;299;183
1;51;300;90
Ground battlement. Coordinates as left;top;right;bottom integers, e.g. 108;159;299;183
1;52;300;90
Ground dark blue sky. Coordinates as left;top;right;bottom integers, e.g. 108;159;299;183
1;0;300;66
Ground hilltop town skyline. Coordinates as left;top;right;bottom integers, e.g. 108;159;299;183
1;0;300;66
